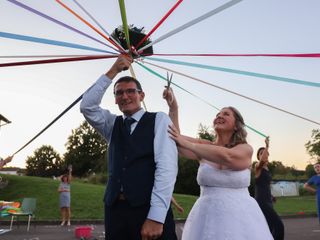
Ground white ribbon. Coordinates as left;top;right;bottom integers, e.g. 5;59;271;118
138;0;243;53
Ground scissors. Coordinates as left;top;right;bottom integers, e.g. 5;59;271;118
165;72;174;105
166;71;173;88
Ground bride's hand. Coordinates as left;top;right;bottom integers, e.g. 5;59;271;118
168;124;188;148
265;136;270;148
163;87;178;111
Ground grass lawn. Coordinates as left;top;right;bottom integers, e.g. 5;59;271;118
1;174;105;220
0;174;317;220
273;195;317;216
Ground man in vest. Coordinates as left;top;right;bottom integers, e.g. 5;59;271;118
80;54;178;240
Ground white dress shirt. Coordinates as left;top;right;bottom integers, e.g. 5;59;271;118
80;74;178;223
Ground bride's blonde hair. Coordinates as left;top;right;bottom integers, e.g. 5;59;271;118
224;106;247;148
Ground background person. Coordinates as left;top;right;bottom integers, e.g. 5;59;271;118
304;162;320;223
171;196;184;214
255;137;284;240
58;166;72;226
161;196;185;240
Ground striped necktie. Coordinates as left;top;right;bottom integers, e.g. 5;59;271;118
124;117;136;134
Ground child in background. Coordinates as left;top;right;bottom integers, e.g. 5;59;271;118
171;196;184;214
58;166;72;226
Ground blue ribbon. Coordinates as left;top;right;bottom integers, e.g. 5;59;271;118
0;31;114;54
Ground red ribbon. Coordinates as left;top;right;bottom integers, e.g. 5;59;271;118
135;0;184;50
0;55;118;67
147;53;320;58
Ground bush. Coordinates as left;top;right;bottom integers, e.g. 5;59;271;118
87;173;108;185
248;169;256;197
299;185;315;196
174;157;199;196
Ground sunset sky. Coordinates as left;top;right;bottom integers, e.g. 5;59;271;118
1;0;319;170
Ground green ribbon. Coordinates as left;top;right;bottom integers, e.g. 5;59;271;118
136;61;267;138
118;0;131;50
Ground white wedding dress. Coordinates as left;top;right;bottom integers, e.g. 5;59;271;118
182;161;273;240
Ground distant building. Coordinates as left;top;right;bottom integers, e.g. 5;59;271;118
0;167;22;176
271;181;300;196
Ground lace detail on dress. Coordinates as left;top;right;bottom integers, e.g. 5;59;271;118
182;161;273;240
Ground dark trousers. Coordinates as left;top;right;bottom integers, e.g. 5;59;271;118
105;200;177;240
259;202;285;240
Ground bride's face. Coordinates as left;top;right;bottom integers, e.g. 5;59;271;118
213;108;236;133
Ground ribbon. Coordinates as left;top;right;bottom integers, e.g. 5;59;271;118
0;55;118;67
138;0;242;53
136;61;268;137
72;0;125;52
118;0;131;50
0;32;113;54
146;53;320;58
6;0;113;49
143;60;320;126
13;95;83;155
56;0;122;52
135;0;184;49
146;56;320;88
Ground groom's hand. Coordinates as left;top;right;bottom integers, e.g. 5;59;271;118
105;54;133;80
141;219;163;240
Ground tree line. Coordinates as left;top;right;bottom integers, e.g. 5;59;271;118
24;122;320;195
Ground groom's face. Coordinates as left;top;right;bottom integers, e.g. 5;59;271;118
114;81;145;116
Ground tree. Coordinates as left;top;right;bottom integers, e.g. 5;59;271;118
26;145;63;177
174;124;214;195
174;157;200;195
268;161;287;175
63;121;107;177
305;129;320;163
305;163;316;178
198;123;215;141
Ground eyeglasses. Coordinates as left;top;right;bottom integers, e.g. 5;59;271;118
114;88;142;97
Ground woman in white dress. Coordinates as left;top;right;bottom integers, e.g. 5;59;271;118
163;88;273;240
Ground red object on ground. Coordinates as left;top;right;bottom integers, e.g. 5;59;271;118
75;226;92;238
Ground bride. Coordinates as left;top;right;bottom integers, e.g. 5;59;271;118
163;88;273;240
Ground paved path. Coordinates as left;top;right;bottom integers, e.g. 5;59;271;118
0;217;319;240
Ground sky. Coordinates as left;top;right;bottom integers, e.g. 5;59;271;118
0;0;319;170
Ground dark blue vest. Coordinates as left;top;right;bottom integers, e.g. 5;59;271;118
105;112;156;207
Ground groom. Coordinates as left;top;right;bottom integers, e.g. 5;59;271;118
80;54;178;240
